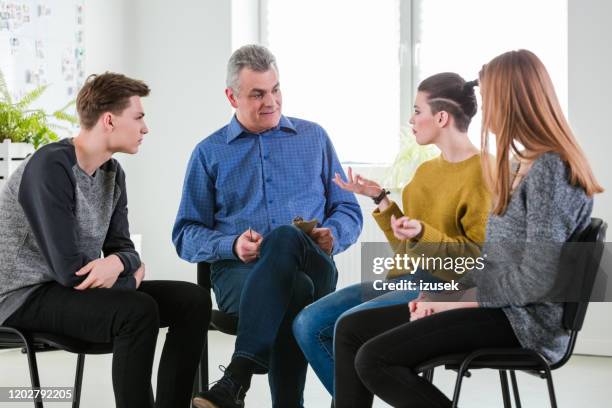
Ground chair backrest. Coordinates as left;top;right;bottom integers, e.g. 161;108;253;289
552;218;607;369
562;218;607;331
197;262;212;291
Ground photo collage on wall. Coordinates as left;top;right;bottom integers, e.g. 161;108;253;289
0;0;85;115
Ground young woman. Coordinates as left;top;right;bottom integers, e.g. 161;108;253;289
292;72;491;396
333;49;603;408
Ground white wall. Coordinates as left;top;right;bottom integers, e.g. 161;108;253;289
123;0;233;282
568;0;612;355
83;0;129;74
85;0;233;282
232;0;260;48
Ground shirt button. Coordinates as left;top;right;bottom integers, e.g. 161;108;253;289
271;219;276;223
263;155;269;160
266;177;272;182
268;199;273;204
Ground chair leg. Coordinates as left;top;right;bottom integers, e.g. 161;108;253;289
451;368;468;408
21;341;43;408
510;370;522;408
202;335;209;391
542;368;558;408
424;368;435;383
499;370;512;408
72;354;85;408
193;332;210;395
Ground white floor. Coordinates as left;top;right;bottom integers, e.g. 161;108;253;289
1;329;611;407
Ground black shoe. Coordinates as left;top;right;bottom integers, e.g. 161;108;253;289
193;367;246;408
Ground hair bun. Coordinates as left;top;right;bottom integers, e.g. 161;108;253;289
460;79;478;118
463;79;479;92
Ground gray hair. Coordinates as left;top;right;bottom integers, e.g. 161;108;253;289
226;44;278;92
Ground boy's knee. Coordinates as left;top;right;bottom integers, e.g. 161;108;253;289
183;283;212;315
119;293;160;334
184;284;212;330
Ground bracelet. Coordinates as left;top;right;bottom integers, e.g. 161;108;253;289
372;188;390;204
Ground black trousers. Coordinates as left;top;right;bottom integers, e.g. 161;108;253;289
5;280;211;408
334;304;520;408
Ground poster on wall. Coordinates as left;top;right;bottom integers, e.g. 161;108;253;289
0;0;85;114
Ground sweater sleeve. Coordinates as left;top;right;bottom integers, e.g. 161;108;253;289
372;200;404;251
475;156;592;307
102;163;141;278
18;149;91;287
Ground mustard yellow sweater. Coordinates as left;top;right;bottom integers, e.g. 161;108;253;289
373;154;491;281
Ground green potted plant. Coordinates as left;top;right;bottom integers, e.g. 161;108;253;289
383;125;437;190
0;68;77;184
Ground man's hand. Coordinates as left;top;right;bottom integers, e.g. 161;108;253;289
74;254;124;290
134;263;146;289
234;228;263;263
310;227;334;255
390;214;423;240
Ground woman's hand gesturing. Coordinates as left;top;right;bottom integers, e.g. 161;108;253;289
334;167;383;198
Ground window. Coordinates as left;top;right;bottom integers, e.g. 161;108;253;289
411;0;568;146
261;0;400;164
257;0;568;163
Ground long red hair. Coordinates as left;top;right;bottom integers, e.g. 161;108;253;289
479;49;603;215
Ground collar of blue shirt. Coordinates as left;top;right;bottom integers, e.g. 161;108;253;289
226;114;298;144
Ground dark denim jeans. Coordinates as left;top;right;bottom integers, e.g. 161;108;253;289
211;225;337;408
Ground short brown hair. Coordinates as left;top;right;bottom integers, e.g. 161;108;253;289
76;72;150;129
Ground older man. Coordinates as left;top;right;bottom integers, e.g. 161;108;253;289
173;45;362;408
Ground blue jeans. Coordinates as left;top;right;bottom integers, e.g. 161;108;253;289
211;225;337;408
292;268;443;396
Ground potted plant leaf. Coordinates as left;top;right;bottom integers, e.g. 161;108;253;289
0;68;78;185
383;125;437;190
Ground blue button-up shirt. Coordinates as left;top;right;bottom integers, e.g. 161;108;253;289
172;115;363;263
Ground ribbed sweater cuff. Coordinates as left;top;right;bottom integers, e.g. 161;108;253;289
372;200;403;231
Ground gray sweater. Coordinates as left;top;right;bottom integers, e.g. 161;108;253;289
462;152;593;364
0;139;141;324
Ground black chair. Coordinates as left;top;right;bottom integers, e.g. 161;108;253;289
0;327;113;408
193;261;239;393
416;217;607;408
